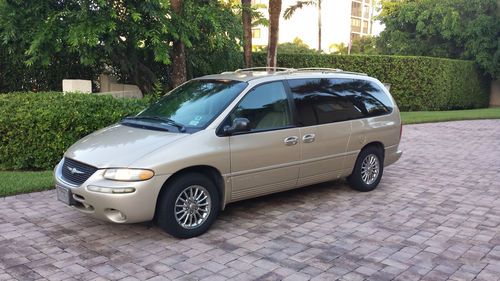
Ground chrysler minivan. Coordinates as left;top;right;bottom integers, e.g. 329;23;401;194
54;67;402;238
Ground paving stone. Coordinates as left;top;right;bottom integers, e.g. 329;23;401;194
0;120;500;280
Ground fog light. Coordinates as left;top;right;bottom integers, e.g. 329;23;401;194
105;208;127;223
87;185;136;194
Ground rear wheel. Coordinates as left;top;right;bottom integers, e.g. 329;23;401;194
347;146;384;192
156;173;219;238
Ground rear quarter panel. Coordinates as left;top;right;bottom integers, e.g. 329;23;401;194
343;79;402;175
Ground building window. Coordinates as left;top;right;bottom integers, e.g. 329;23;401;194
351;2;362;17
350;33;361;41
351;18;361;33
252;28;261;39
363;5;371;18
362;20;369;33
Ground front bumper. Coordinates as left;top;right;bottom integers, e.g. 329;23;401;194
54;160;171;223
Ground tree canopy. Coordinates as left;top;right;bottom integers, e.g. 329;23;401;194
0;0;242;93
377;0;500;78
257;37;317;54
330;37;379;55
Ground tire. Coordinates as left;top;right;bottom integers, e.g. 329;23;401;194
156;173;219;238
347;146;384;192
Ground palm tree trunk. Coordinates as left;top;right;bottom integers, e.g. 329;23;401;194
317;0;322;52
171;0;187;88
267;0;282;67
242;0;252;68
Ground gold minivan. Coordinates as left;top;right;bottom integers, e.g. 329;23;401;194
54;68;402;238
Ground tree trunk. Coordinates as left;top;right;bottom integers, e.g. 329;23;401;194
318;0;322;52
170;0;187;88
267;0;282;68
242;0;252;68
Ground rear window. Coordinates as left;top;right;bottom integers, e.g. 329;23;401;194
288;78;392;126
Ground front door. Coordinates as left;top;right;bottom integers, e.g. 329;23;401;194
227;81;300;201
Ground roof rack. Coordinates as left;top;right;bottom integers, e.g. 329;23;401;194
222;67;367;76
296;67;343;72
337;71;368;76
234;67;294;73
296;68;367;76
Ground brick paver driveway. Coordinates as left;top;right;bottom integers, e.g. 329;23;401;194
1;120;500;281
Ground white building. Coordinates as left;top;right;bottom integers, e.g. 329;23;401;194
251;0;381;53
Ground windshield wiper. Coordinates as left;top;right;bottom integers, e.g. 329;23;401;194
123;116;186;133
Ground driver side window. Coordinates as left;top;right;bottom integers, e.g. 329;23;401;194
231;82;292;132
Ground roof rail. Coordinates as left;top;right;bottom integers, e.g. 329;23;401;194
222;67;368;76
296;67;343;72
234;67;294;73
337;70;368;76
296;67;367;76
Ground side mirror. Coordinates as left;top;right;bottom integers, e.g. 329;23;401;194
223;118;251;135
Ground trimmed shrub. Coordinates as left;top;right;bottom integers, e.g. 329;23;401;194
253;53;491;111
0;92;148;170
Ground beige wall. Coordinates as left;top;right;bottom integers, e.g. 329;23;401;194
62;79;92;93
490;80;500;107
99;74;143;99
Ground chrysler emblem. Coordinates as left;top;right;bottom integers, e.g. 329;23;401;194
67;166;85;175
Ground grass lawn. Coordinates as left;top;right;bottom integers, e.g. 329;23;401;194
401;107;500;125
0;170;54;197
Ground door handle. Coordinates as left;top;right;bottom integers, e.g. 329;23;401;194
303;133;316;143
284;136;299;146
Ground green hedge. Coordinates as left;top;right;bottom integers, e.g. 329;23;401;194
0;92;148;170
253;53;491;111
0;54;492;170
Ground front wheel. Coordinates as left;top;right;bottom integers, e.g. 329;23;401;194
347;146;384;192
156;173;219;238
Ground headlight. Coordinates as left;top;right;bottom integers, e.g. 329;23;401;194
103;169;154;181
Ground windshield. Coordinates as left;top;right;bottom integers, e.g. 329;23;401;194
123;79;247;132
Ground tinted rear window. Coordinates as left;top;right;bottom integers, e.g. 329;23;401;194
288;78;392;126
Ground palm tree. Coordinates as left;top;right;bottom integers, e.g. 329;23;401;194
242;0;253;67
283;0;322;52
170;0;187;87
267;0;282;67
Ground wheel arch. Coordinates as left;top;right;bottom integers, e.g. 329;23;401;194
348;141;385;177
361;141;385;158
154;165;226;220
347;141;386;192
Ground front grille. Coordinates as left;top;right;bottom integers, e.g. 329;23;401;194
61;158;98;185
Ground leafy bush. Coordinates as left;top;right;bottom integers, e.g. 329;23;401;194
0;92;148;170
256;38;318;54
253;53;491;111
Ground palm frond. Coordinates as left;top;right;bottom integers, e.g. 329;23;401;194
252;17;269;27
283;0;317;20
251;5;268;27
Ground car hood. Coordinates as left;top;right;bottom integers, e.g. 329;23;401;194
65;124;188;168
